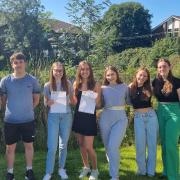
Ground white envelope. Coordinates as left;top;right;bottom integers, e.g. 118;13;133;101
78;91;98;114
50;91;67;113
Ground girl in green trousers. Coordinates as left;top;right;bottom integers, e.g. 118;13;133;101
152;58;180;180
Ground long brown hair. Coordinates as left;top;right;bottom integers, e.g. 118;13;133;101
130;67;152;100
102;66;122;85
49;62;69;95
74;61;96;95
155;58;173;95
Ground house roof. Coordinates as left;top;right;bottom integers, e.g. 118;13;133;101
48;19;78;33
173;15;180;19
152;15;180;31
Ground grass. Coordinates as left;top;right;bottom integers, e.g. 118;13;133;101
0;143;164;180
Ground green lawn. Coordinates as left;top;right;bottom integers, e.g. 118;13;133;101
0;145;164;180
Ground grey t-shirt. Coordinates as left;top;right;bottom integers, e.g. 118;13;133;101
43;80;73;113
101;83;131;107
0;74;41;123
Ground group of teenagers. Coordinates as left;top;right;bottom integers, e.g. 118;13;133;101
0;52;180;180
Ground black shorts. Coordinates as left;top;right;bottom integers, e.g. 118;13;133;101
4;121;35;145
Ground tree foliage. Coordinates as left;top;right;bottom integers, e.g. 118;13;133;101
95;2;152;53
66;0;111;32
66;0;111;57
177;37;180;55
106;37;179;78
151;37;178;61
0;0;51;59
52;31;89;65
107;47;152;70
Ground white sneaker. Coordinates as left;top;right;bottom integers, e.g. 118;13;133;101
43;174;51;180
89;169;99;180
79;167;91;179
58;168;68;179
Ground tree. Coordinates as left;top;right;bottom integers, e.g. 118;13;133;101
53;30;89;65
95;2;152;53
66;0;111;58
0;0;51;61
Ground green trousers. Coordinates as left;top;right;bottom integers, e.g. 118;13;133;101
157;102;180;180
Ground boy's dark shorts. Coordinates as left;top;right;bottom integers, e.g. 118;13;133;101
4;121;35;145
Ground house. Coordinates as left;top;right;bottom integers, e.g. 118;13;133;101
152;15;180;40
44;19;81;58
47;19;79;48
48;19;77;33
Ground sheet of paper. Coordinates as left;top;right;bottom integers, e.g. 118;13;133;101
78;91;98;114
50;91;67;113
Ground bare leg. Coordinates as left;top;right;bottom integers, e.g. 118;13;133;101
84;136;97;169
24;142;34;167
76;133;89;167
6;143;16;169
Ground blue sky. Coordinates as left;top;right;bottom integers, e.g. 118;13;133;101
41;0;180;28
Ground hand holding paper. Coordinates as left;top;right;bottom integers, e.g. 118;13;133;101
78;91;98;114
50;91;67;113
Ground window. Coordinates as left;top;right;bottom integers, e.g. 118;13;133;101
174;28;179;32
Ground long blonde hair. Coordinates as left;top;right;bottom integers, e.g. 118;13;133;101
49;62;69;95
